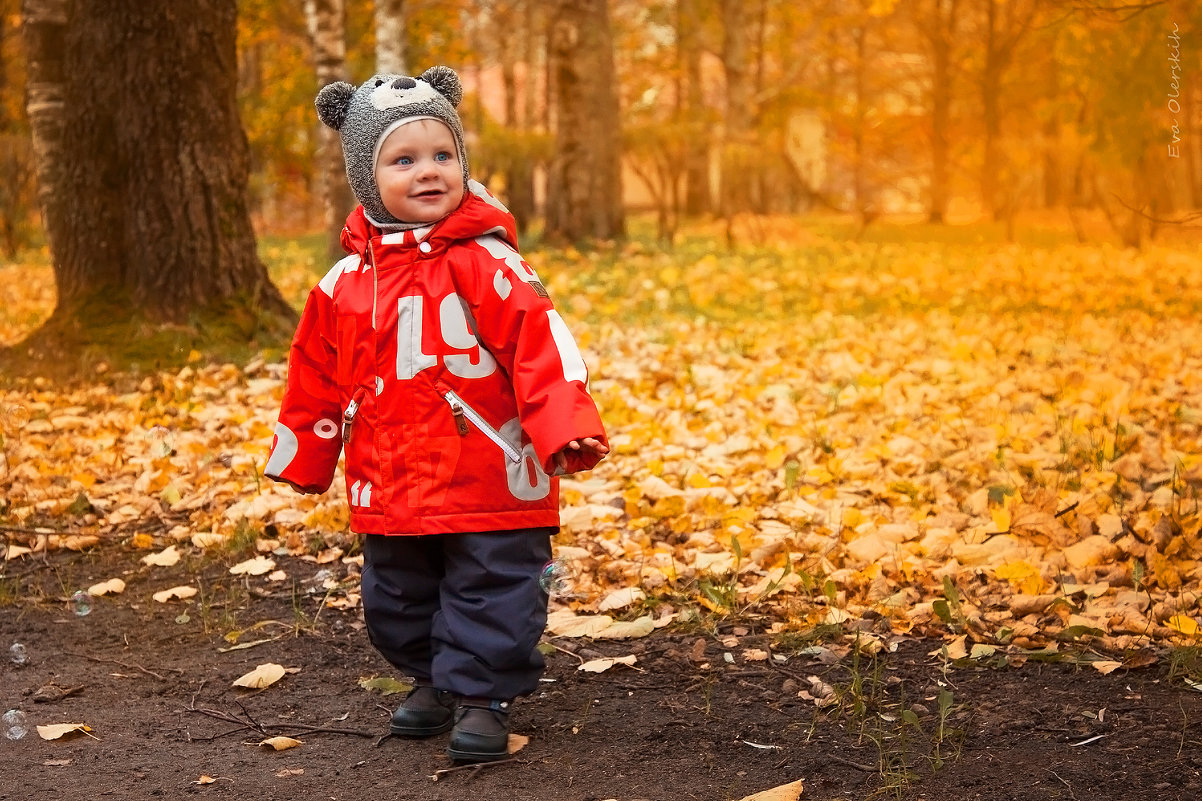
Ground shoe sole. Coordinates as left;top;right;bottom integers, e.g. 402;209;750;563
389;719;454;737
446;746;509;762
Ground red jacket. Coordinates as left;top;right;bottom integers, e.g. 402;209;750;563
265;186;608;535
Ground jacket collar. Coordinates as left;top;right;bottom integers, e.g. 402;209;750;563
340;186;519;259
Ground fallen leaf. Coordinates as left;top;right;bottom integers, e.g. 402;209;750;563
545;611;614;638
1091;660;1123;675
735;779;805;801
87;578;126;597
193;776;217;785
597;587;646;612
1168;614;1199;637
578;655;638;673
152;585;197;603
507;733;530;754
141;545;181;567
593;615;656;640
257;736;302;751
233;663;289;689
191;532;226;549
358;676;413;696
274;768;304;777
36;723;93;741
742;648;769;662
229;555;276;576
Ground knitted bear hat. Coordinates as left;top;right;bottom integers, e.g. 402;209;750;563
316;66;468;228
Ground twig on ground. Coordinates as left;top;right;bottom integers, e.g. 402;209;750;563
183;703;376;739
65;651;180;681
429;757;523;781
828;755;877;772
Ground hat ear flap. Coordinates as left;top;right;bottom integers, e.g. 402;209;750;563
420;65;463;108
315;81;356;131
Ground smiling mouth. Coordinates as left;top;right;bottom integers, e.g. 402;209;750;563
413;189;444;199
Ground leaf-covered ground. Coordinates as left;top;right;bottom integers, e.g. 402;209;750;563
4;218;1202;669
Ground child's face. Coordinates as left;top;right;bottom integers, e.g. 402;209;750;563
374;119;465;224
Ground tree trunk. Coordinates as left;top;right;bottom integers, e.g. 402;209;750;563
17;0;292;368
375;0;406;75
678;0;710;216
305;0;354;260
926;0;959;224
719;0;752;217
499;4;536;233
545;0;623;242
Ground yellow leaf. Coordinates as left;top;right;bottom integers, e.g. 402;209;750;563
152;585;197;603
1092;660;1123;675
735;779;805;801
594;615;656;640
129;533;156;550
37;723;93;741
597;587;646;612
1168;614;1199;637
578;655;638;673
257;736;302;751
507;733;530;754
229;556;276;576
995;560;1045;595
990;507;1011;533
193;776;217;785
87;578;125;597
141;545;181;567
545;611;614;638
233;663;288;689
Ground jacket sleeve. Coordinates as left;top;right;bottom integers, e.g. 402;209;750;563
452;236;608;475
264;282;344;493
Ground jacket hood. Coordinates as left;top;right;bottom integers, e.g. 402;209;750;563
340;179;519;258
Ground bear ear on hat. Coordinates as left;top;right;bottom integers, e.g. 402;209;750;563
420;66;463;108
315;81;356;131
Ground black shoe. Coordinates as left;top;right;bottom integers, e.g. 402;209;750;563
389;684;456;737
447;699;511;762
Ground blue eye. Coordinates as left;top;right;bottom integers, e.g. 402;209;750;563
436;152;451;162
399;156;413;166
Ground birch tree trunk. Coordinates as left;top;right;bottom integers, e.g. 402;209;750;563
375;0;407;75
545;0;623;241
304;0;354;259
16;0;292;366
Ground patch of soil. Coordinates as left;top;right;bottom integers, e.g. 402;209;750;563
2;548;1202;801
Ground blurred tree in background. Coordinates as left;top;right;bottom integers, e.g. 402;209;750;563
0;0;1198;357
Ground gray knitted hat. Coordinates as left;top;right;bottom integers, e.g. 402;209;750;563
316;66;468;227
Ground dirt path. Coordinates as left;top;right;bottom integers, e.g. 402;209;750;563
2;550;1201;801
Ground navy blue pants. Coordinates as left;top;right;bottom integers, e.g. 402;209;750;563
360;528;554;701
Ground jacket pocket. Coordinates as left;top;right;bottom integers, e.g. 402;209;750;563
437;386;523;464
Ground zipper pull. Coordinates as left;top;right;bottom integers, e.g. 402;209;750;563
450;402;469;436
342;397;361;444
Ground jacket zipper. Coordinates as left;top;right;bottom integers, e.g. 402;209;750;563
342;387;368;444
368;239;379;330
439;388;523;464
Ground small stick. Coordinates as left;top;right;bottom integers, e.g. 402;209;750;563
65;651;178;681
430;757;522;781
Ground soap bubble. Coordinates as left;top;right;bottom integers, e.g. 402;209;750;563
71;590;93;617
539;559;572;597
145;425;175;458
2;709;27;740
8;643;27;666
